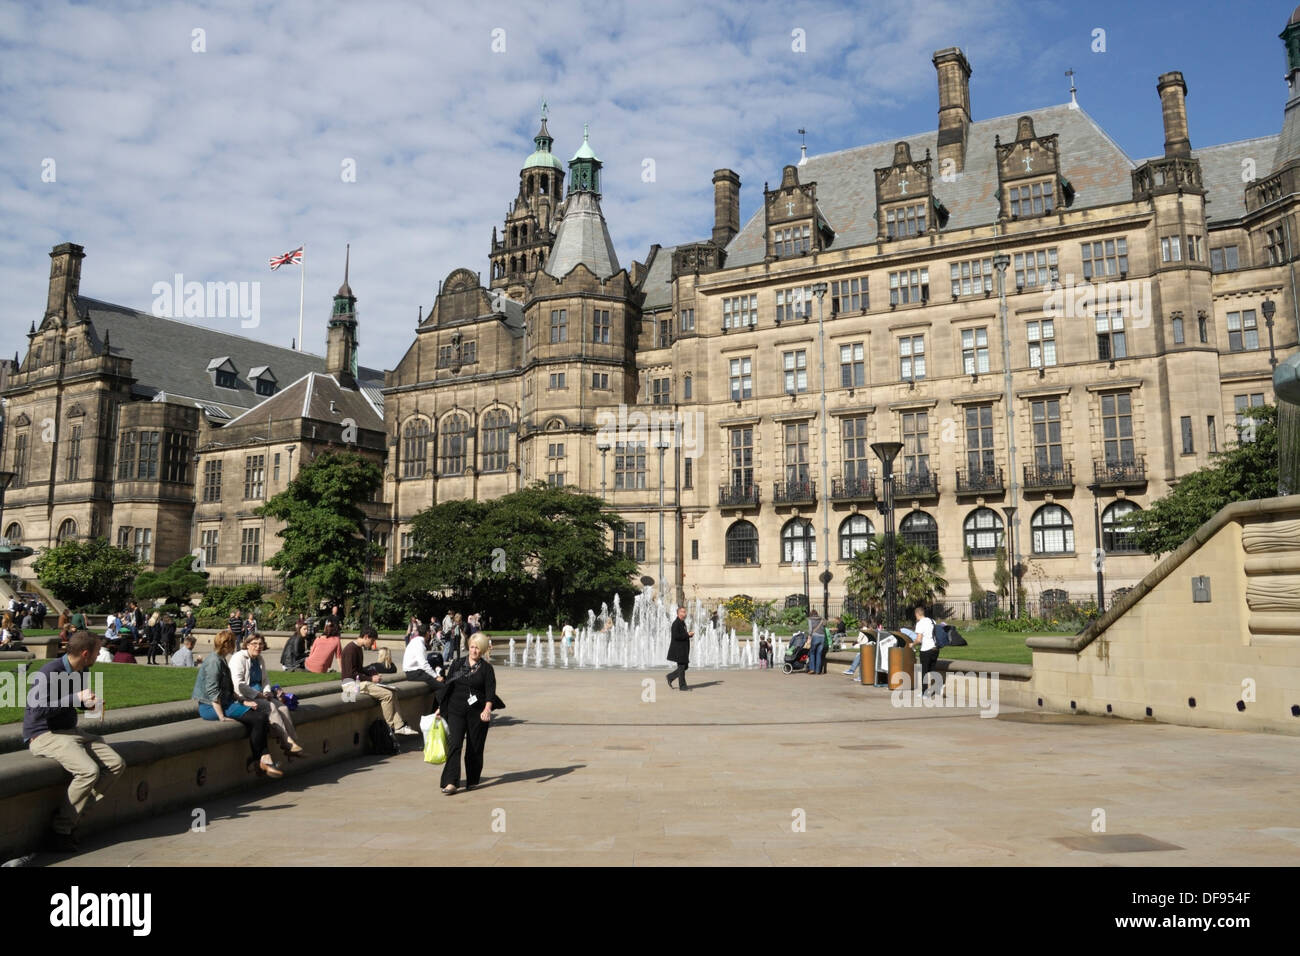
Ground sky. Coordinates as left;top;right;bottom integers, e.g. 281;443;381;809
1;0;1295;372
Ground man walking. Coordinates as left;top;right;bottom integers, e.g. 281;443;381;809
227;608;244;646
24;630;125;851
666;605;693;691
342;627;418;736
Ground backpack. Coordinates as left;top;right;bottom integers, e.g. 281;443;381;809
946;626;968;647
367;718;398;756
933;622;951;649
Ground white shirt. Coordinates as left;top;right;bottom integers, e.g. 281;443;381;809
402;636;436;676
96;647;113;663
915;616;936;652
171;646;195;667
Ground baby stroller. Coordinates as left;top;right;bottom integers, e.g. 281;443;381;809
782;631;810;675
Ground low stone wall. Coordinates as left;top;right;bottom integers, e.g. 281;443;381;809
0;680;434;859
1028;495;1300;734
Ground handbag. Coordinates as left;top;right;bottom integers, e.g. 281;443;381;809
422;715;448;764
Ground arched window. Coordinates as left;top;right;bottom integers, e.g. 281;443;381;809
481;409;510;472
900;511;938;551
56;518;77;543
839;514;875;560
780;518;816;564
725;520;759;566
402;419;430;478
440;414;469;475
510;225;518;244
1102;501;1142;553
540;174;548;195
521;223;528;241
1031;504;1074;554
3;522;20;546
963;507;1004;558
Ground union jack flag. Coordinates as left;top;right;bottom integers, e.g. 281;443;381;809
268;246;303;271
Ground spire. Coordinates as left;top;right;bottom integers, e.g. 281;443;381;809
524;102;563;171
337;243;352;298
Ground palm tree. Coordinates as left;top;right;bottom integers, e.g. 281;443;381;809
845;536;947;618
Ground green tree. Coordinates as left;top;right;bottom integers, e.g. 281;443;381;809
1130;405;1278;556
845;537;947;621
993;545;1010;604
133;554;209;605
33;537;140;611
257;450;383;610
392;484;638;627
966;547;983;608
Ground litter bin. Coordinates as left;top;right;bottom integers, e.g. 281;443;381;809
887;644;916;691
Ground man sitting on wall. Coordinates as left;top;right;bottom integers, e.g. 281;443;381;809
23;630;125;852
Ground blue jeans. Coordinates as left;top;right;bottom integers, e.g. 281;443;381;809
846;652;861;676
808;641;825;673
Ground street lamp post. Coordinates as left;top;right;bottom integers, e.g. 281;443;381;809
992;252;1023;618
1087;482;1106;612
870;441;904;630
655;433;670;595
596;442;610;500
1263;297;1279;368
812;283;831;618
1001;505;1017;618
799;518;811;612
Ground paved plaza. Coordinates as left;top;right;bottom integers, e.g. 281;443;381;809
51;667;1300;866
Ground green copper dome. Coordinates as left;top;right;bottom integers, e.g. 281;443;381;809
571;124;599;162
524;149;565;171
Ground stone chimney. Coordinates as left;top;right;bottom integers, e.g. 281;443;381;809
46;242;85;324
712;169;741;246
933;48;973;173
1157;71;1192;158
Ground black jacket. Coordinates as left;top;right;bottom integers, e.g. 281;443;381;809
668;617;691;664
280;633;307;670
438;658;503;716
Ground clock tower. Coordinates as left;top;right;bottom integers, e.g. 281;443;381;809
490;105;565;301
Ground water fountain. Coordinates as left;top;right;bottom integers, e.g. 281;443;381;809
504;590;772;669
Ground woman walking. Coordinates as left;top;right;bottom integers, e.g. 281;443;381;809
434;633;500;794
192;629;284;778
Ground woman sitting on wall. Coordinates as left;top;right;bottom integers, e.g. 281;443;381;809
192;629;283;778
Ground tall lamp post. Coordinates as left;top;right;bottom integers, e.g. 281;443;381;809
870;441;904;629
798;518;811;612
1263;297;1279;368
1001;505;1017;618
812;282;831;618
596;442;610;500
655;432;670;595
992;252;1023;618
1087;482;1106;612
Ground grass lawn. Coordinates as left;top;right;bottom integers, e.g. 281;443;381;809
0;661;337;725
937;624;1078;665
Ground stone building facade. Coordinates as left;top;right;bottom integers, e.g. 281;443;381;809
6;14;1300;617
384;20;1300;615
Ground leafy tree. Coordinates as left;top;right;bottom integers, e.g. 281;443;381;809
133;554;209;605
33;537;140;611
993;546;1010;604
845;536;947;623
391;484;638;627
257;450;383;610
1130;405;1278;556
966;548;983;609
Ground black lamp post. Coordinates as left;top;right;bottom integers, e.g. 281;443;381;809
1087;482;1106;612
1263;297;1278;368
870;441;904;629
799;518;811;612
1001;504;1017;617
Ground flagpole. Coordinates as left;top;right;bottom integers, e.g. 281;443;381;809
297;243;305;351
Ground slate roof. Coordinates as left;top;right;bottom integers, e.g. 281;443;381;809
76;296;385;420
545;190;621;279
224;371;383;431
724;103;1137;268
639;244;676;311
1186;136;1278;222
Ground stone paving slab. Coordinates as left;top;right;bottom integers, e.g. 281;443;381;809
44;667;1300;867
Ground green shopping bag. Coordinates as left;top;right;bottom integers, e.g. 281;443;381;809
423;716;448;765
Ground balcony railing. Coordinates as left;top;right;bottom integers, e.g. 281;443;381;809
718;483;760;507
956;466;1005;494
831;475;877;501
1023;462;1074;491
1093;456;1147;486
894;471;939;497
773;480;816;505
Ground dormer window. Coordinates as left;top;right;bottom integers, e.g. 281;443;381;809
772;224;811;257
249;365;277;396
1009;180;1054;218
885;202;927;238
208;356;239;390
